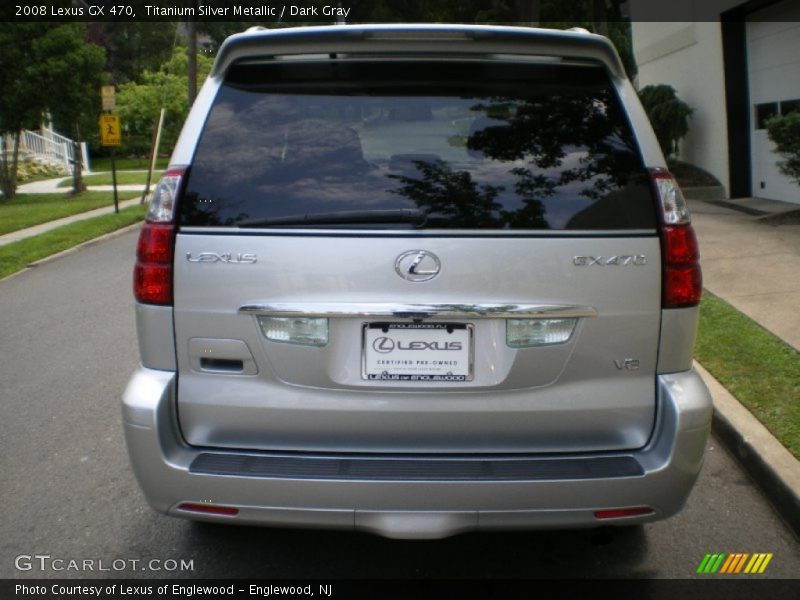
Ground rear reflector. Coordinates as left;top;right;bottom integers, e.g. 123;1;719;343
594;507;654;520
177;502;239;517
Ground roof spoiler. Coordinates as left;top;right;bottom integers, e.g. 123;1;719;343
210;24;626;79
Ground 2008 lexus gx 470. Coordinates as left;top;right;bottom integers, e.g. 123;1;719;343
123;24;712;539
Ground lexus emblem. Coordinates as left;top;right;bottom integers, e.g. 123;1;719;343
372;337;396;353
395;250;441;282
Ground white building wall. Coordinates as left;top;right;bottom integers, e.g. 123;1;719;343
632;22;730;195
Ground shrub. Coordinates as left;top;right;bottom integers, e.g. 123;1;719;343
765;111;800;185
638;84;693;160
17;158;66;183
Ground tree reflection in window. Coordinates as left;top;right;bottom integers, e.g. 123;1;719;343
388;160;505;228
388;90;646;229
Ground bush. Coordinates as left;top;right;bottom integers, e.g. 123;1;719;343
17;158;66;183
114;47;213;157
638;84;693;160
765;111;800;185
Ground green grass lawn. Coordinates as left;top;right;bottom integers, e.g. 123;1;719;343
18;170;66;185
695;292;800;459
0;191;140;236
0;204;146;280
57;170;163;187
90;157;169;171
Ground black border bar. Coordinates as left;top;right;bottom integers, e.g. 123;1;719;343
3;0;797;23
4;579;800;600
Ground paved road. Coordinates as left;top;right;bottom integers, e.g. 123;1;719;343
1;229;798;579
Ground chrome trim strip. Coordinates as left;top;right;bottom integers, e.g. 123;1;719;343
238;303;598;319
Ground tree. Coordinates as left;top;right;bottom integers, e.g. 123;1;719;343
87;22;176;85
116;47;213;157
32;24;106;194
536;1;638;81
638;84;693;160
766;111;800;185
199;22;251;51
0;23;52;200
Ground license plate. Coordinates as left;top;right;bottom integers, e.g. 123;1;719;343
362;322;473;381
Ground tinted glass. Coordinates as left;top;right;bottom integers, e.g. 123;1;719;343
181;61;656;230
755;102;779;129
780;99;800;116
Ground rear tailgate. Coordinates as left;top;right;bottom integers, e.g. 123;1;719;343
172;55;661;454
173;233;660;453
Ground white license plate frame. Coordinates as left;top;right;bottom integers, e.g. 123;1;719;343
362;322;474;382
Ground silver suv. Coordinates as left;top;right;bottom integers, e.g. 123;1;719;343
123;24;712;539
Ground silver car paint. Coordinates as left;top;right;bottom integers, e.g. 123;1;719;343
122;365;712;539
657;307;700;374
173;234;662;453
135;303;176;371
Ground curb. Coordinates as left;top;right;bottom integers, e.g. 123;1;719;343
0;221;143;285
695;362;800;537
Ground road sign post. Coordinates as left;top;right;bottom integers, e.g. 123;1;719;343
110;150;118;213
99;112;121;213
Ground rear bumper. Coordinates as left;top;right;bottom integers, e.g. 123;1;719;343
122;367;712;539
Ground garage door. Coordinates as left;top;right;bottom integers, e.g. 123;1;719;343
747;1;800;204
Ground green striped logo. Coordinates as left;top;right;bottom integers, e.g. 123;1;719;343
696;553;773;574
697;553;726;574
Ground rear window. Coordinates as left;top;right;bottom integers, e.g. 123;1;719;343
180;60;656;230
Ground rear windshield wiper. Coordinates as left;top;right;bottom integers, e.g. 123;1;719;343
237;208;427;228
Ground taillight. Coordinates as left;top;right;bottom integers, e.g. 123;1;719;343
650;168;702;308
136;223;173;263
134;238;173;305
133;168;184;306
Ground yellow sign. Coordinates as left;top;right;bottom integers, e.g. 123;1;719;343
101;85;116;111
99;114;121;147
